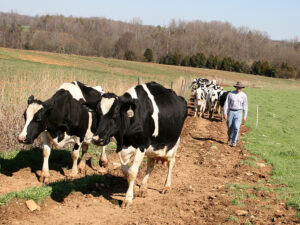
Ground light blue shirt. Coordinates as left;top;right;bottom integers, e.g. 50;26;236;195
223;91;248;119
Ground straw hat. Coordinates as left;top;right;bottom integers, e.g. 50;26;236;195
233;81;245;88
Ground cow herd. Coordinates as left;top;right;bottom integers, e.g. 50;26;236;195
16;78;227;207
18;81;187;208
191;78;229;120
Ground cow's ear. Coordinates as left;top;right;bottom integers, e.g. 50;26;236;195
44;99;54;111
28;95;34;105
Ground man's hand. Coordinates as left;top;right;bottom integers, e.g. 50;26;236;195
224;115;227;120
243;118;246;124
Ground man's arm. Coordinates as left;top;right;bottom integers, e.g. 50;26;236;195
223;93;230;119
243;94;248;123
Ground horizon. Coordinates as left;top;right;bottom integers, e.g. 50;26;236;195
1;0;300;41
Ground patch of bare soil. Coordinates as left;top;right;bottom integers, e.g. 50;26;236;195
0;117;299;225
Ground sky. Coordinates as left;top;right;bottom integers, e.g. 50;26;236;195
1;0;299;41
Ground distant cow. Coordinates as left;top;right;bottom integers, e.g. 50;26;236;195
207;88;219;119
18;81;107;182
194;87;207;117
92;81;187;208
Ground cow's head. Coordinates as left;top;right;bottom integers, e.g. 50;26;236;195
18;95;53;144
92;93;139;150
210;90;218;107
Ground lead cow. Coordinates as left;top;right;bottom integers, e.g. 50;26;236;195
18;81;108;182
92;81;187;208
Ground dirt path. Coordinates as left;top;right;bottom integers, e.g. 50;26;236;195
0;117;299;225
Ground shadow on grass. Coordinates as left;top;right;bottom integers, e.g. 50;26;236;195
0;148;72;176
48;174;127;205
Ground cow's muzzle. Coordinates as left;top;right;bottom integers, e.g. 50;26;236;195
92;136;109;146
18;136;32;144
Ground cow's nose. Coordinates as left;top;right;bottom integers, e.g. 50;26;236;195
92;136;99;142
18;135;25;143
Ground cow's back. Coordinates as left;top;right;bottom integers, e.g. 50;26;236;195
146;82;187;148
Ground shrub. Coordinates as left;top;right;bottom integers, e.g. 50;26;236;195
143;48;153;62
181;56;191;66
124;50;136;61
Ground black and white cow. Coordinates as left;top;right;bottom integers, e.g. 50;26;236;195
218;90;229;120
194;87;207;117
18;81;107;182
92;81;187;208
206;87;219;119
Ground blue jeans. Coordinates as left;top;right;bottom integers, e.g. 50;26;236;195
227;110;242;145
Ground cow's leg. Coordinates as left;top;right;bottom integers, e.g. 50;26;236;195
137;157;155;198
201;102;206;118
78;142;88;173
119;147;135;177
40;132;51;183
162;138;180;194
70;142;82;177
121;148;145;208
100;146;108;168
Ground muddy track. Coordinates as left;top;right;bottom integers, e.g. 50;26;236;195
0;117;299;225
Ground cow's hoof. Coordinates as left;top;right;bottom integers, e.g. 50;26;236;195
100;157;108;168
121;199;132;208
78;162;86;173
137;187;147;198
37;170;50;183
39;175;49;183
100;160;109;168
161;186;171;194
68;171;79;179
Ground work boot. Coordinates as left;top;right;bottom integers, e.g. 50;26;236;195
227;139;232;145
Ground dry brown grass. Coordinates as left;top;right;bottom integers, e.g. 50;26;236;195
0;70;186;151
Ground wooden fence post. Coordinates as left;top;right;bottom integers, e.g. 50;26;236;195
183;79;187;97
180;80;184;96
170;81;173;90
138;77;142;85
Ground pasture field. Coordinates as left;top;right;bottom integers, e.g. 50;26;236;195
0;47;300;223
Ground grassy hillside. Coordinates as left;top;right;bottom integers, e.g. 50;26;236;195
0;47;300;212
243;88;300;210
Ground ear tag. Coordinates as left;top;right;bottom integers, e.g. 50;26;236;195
127;107;134;118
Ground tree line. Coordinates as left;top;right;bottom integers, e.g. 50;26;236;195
157;52;297;79
0;11;299;79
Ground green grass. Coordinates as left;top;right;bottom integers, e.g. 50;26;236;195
0;174;116;205
243;88;300;209
227;215;239;222
239;160;258;168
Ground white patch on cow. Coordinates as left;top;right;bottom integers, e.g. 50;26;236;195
100;97;115;115
52;133;75;149
41;132;51;175
58;82;85;101
141;84;159;137
145;139;179;160
84;112;94;142
19;103;43;140
93;86;104;94
126;86;138;99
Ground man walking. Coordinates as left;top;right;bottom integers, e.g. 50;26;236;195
223;81;248;147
